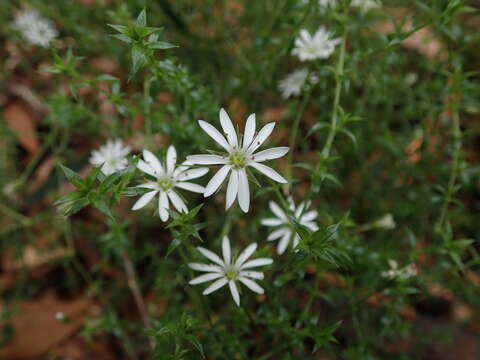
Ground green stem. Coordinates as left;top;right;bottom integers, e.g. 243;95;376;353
144;76;153;137
0;203;31;225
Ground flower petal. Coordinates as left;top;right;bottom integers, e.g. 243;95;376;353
238;277;264;294
261;218;284;227
175;182;205;194
269;201;286;220
222;236;231;265
189;272;224;285
249;162;287;183
295;201;306;218
158;191;169;221
228;280;240;306
219;108;238;148
237;168;250;212
187;154;228;165
300;210;318;223
188;263;223;273
137;159;157;177
239;271;264;280
267;228;289;241
252;147;289;162
166;145;177;174
235;243;258;267
277;231;291;255
143;150;164;176
176;167;209;181
247;122;275;153
241;258;274;269
198;120;230;151
167;190;188;213
197;247;225;267
242;113;256;150
226;170;239;210
135;182;159;190
131;190;158;210
203;277;228;295
204;165;231;197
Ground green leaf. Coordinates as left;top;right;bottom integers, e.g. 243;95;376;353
58;164;84;188
136;8;147;27
150;41;178;50
111;33;133;43
131;45;146;77
182;334;205;358
92;198;115;221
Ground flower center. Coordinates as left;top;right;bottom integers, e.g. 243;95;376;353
158;177;173;191
107;158;118;167
225;268;238;280
229;151;247;170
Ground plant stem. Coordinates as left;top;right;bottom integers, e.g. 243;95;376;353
144;76;153;137
286;90;312;191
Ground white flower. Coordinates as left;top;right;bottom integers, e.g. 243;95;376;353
373;214;396;230
132;146;208;222
12;9;58;47
292;28;340;61
89;139;131;175
189;236;273;306
350;0;381;12
186;108;289;213
261;198;318;254
278;68;319;99
382;259;417;280
319;0;338;8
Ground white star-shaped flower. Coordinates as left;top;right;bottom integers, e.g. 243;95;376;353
278;68;319;99
12;9;58;47
89;139;131;175
189;236;273;306
187;108;289;213
381;259;417;281
292;27;340;62
132;146;208;221
261;198;318;255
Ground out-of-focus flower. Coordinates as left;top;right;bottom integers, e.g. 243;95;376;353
89;139;131;175
189;236;273;306
278;68;319;99
373;214;396;230
187;108;289;213
292;27;341;61
12;9;58;47
132;146;208;221
350;0;381;12
382;259;417;280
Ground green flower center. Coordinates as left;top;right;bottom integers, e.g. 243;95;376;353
225;268;238;280
158;177;173;191
229;151;247;170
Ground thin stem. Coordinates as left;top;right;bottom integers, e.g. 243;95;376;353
286;90;312;191
144;76;153;137
0;203;31;225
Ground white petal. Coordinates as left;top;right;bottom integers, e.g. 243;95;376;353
131;190;158;210
228;280;240;306
219;108;238;148
203;277;228;295
175;182;205;194
252;147;289;162
197;247;225;267
267;228;289;241
204;165;231;197
261;218;284;227
269;201;287;220
137;159;157;177
187;154;228;165
226;170;239;210
249;162;287;184
247;122;275;153
235;243;258;267
237;168;250;212
238;277;264;294
277;231;291;255
101;163;114;175
241;258;274;269
135;182;159;190
176;167;209;181
158;191;169;221
239;271;264;280
166;145;177;174
188;263;223;273
222;236;231;265
301;210;318;223
304;222;319;231
242;113;256;150
167;190;188;213
198;120;230;151
295;201;306;218
189;272;224;285
143;150;164;175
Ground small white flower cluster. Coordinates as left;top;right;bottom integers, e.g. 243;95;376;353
88;108;294;305
292;28;341;62
382;260;417;281
12;9;58;47
278;68;319;99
